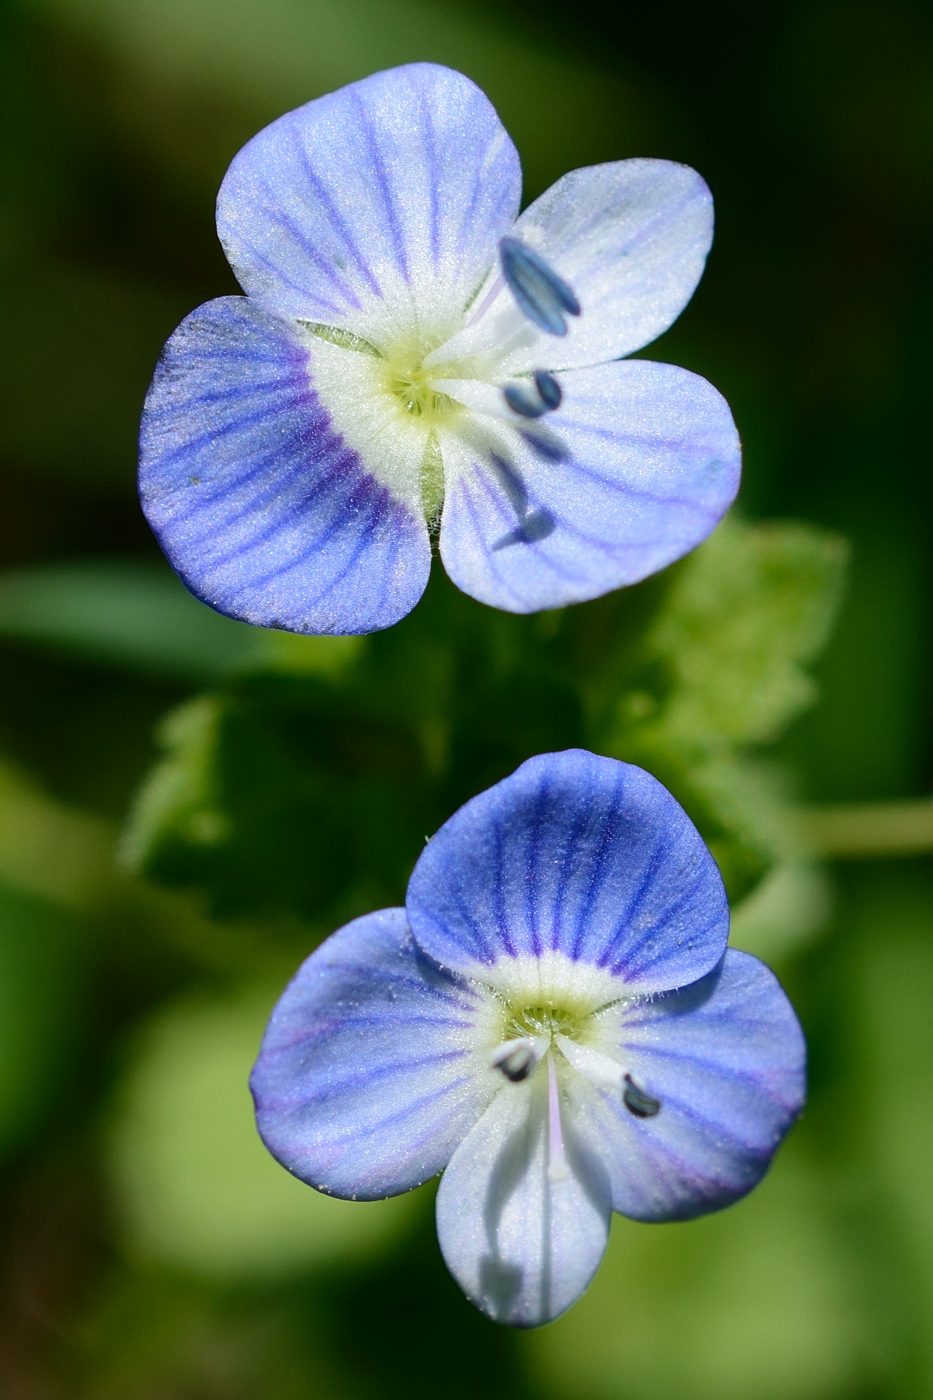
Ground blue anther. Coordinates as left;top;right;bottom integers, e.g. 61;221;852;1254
504;370;563;419
499;237;581;336
504;384;548;418
533;370;562;410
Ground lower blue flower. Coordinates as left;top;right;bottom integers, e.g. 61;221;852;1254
251;751;805;1326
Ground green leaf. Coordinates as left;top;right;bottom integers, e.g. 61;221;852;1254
0;883;87;1155
525;1140;885;1400
602;520;848;900
640;518;849;751
0;560;263;680
108;987;420;1278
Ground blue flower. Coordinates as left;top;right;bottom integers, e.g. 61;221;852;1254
251;751;804;1325
140;64;741;635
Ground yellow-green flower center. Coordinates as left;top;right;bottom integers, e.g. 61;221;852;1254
503;1002;588;1043
380;340;461;424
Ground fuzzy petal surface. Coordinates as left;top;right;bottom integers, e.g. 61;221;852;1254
438;359;740;613
436;1068;611;1326
406;750;728;992
437;159;712;374
251;908;499;1200
217;63;521;347
139;297;430;635
574;949;806;1220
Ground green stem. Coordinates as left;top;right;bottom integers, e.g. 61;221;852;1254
800;799;933;859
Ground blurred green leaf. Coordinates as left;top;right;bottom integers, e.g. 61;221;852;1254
729;859;833;963
122;523;845;923
627;519;849;751
0;882;87;1155
606;520;848;898
26;0;666;197
525;1141;887;1400
0;559;263;680
0;754;115;909
0;558;370;683
109;986;421;1279
850;866;933;1384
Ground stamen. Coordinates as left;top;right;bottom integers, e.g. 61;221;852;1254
490;1036;543;1082
623;1074;661;1119
555;1035;662;1118
499;237;581;336
465;272;505;329
503;371;562;419
546;1052;571;1183
534;370;562;410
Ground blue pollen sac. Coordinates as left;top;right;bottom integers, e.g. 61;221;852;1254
504;370;563;418
623;1074;662;1118
534;369;562;409
499;236;582;335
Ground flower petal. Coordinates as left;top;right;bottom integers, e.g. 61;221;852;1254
406;750;728;993
437;359;740;613
217;63;521;347
436;1064;611;1326
574;949;806;1220
445;158;712;374
139;297;430;636
250;908;500;1200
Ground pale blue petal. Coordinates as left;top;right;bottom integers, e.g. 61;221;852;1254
573;950;806;1220
406;750;728;993
436;1066;611;1326
500;158;713;373
250;908;497;1200
139;297;430;636
438;360;740;613
217;63;521;346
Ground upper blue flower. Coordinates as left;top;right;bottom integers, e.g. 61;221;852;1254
139;63;741;635
250;751;805;1325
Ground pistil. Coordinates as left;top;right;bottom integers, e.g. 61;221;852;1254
546;1051;571;1183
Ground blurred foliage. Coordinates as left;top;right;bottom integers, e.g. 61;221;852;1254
118;519;844;929
109;988;419;1278
0;0;930;1398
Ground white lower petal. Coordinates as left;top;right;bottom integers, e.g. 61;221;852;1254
435;1063;611;1327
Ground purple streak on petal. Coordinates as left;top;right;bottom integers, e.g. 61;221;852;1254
440;359;740;614
216;64;521;333
296;145;384;301
139;297;429;636
406;751;728;994
251;907;498;1199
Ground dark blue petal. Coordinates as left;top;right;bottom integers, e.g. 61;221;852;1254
406;750;728;994
217;64;521;344
250;909;498;1200
573;950;806;1220
139;297;430;635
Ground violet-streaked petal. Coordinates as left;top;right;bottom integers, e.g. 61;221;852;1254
436;1064;611;1326
250;908;499;1201
406;750;728;992
438;359;740;614
139;297;430;636
573;949;806;1220
497;159;713;373
217;63;521;347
